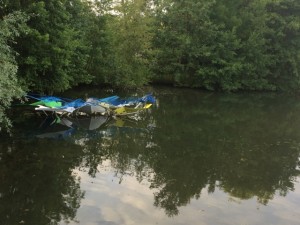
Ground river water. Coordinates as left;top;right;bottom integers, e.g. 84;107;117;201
1;86;300;225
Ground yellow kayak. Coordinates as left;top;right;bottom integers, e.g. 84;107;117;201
113;104;152;116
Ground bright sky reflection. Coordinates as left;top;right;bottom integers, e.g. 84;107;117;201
60;160;300;225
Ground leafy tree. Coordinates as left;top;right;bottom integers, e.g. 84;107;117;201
207;0;274;91
104;0;156;88
1;0;94;94
84;0;115;85
14;0;93;93
0;11;27;129
153;0;217;87
2;0;300;95
265;0;300;91
153;0;299;91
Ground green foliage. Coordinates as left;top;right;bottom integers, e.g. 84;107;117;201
13;0;93;93
85;13;115;85
153;0;300;91
265;0;300;91
1;0;300;94
0;11;27;129
102;0;156;88
153;0;217;87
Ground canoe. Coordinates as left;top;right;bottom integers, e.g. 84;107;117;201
113;103;152;116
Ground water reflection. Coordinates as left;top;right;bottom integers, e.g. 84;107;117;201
101;90;300;216
1;87;300;224
0;139;84;225
35;116;109;140
147;90;300;216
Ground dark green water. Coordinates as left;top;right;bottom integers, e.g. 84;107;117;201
1;86;300;225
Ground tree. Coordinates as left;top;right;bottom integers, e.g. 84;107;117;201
84;0;115;85
104;0;156;88
207;0;273;91
153;0;299;91
153;0;219;88
13;0;94;93
0;11;27;129
265;0;300;91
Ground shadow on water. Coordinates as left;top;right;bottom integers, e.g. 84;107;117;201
148;89;300;216
1;86;300;223
0;134;84;224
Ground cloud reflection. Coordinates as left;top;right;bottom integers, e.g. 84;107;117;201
61;161;300;225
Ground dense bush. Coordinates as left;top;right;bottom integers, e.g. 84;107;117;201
0;0;299;95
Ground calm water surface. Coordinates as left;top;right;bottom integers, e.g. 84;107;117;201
1;86;300;225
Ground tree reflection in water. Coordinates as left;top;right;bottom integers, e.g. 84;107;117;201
0;139;84;225
86;90;300;216
145;90;300;216
1;87;300;221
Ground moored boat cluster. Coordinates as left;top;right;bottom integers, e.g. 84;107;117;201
27;94;156;117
